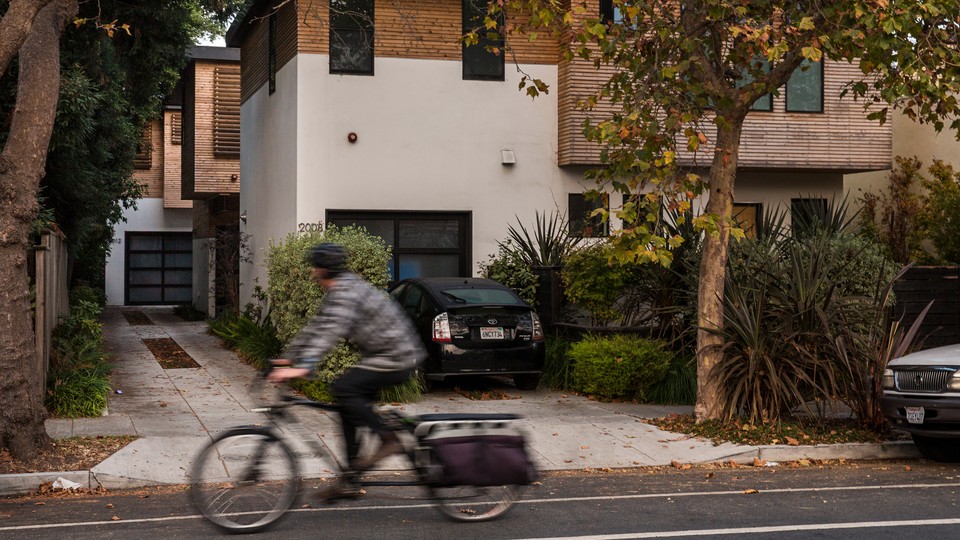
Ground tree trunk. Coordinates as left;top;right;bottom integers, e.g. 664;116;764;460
0;0;77;459
693;118;745;422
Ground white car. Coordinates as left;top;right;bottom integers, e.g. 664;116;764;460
881;343;960;462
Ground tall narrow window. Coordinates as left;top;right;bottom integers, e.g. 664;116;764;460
213;66;241;158
733;202;762;239
786;59;823;112
462;0;504;80
330;0;374;75
268;12;276;94
133;126;152;169
600;0;629;24
569;193;609;237
738;59;772;111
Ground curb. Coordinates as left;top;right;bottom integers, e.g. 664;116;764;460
0;441;922;497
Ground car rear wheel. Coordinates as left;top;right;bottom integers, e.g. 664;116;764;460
513;374;541;391
912;435;960;462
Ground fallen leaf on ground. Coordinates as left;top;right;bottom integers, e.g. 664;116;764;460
785;436;800;446
753;458;767;467
743;489;759;494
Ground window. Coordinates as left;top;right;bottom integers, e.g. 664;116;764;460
268;12;276;94
791;197;827;236
462;0;504;80
330;0;374;75
213;66;241;158
569;193;609;237
328;211;471;283
133;127;152;169
733;202;762;239
600;0;630;25
738;60;772;112
786;59;823;112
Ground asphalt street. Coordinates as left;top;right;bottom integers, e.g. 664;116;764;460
2;460;959;539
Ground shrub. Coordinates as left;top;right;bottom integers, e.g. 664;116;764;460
173;303;207;321
568;334;672;401
47;288;111;418
266;224;391;345
917;159;960;264
562;243;643;325
47;361;112;418
478;240;538;306
69;283;106;308
541;335;575;390
646;355;696;405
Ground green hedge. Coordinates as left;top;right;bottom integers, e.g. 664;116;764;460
569;334;672;401
47;289;112;418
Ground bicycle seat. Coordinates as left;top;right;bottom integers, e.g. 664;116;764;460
416;413;521;422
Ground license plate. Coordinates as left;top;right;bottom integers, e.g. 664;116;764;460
480;327;504;340
906;406;925;424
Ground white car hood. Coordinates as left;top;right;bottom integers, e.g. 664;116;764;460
888;343;960;367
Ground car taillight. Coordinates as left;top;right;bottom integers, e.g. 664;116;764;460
531;313;544;341
433;313;452;343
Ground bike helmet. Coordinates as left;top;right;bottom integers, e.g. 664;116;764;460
307;243;347;276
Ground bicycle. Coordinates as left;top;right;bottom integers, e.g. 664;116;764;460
190;374;534;534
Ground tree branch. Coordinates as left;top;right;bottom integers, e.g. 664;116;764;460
0;0;54;76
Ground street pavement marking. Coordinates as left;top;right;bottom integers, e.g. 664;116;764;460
2;482;960;532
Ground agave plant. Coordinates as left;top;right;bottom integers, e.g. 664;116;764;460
504;210;579;267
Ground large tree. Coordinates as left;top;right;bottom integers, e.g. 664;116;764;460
0;0;247;458
487;0;960;419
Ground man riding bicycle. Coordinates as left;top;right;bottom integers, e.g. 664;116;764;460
268;242;425;499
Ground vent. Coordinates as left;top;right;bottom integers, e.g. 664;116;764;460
213;66;241;158
170;112;182;145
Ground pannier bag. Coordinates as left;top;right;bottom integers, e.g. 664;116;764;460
415;419;537;486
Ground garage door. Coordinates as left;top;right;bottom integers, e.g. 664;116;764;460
125;232;192;305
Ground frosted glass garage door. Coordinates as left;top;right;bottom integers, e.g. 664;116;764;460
126;232;192;305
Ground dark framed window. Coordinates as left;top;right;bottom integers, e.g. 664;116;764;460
738;60;772;112
462;0;504;80
733;202;762;239
330;0;374;75
268;12;276;94
569;193;609;237
600;0;631;25
125;232;192;305
327;210;471;283
791;197;828;236
786;59;823;112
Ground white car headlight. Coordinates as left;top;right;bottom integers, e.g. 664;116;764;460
948;371;960;391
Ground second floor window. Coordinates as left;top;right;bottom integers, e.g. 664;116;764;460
462;0;504;80
786;59;823;112
330;0;374;75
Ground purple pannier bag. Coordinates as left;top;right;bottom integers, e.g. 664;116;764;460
417;420;537;487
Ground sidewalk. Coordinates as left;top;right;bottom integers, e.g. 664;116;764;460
0;307;918;496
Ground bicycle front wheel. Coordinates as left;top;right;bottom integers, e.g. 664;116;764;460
191;428;300;534
429;484;523;522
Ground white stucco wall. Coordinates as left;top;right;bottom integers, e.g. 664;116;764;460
293;55;587;276
239;57;301;302
104;198;193;305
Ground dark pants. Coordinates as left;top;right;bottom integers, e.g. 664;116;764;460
331;367;415;466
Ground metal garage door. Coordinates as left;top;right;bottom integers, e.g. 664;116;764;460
125;232;192;305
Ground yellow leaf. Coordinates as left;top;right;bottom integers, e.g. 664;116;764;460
743;488;759;494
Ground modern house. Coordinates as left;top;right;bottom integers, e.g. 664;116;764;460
226;0;892;303
105;46;241;315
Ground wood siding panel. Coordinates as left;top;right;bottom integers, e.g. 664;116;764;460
133;119;163;198
163;111;190;209
185;61;241;198
240;1;297;103
214;66;241;157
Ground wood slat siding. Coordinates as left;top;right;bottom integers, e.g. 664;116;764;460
557;0;892;169
240;1;557;102
184;61;241;198
240;1;298;103
132;120;163;198
893;266;960;349
163;111;190;209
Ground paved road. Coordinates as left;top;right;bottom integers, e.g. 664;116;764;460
2;460;960;539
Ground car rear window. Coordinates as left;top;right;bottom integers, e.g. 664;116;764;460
439;287;522;305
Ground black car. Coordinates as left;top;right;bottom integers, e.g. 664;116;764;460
388;277;545;390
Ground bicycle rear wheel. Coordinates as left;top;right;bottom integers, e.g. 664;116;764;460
191;428;300;533
429;484;523;522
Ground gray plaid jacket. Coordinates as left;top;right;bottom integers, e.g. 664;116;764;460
284;273;425;372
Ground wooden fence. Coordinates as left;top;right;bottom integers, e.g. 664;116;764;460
893;266;960;349
34;228;70;393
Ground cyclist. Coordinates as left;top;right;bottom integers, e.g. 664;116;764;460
268;242;425;499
